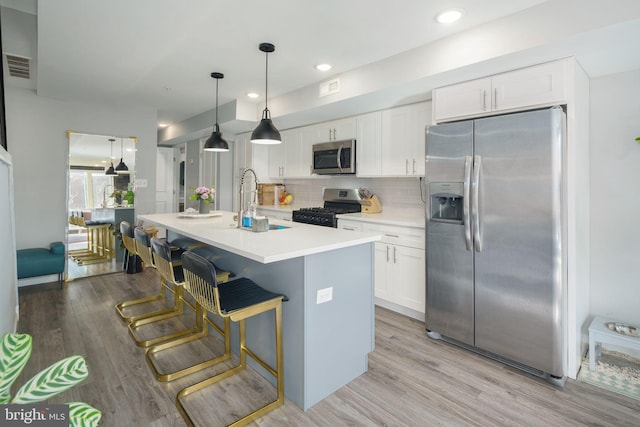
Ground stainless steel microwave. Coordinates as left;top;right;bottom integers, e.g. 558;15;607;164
312;139;356;175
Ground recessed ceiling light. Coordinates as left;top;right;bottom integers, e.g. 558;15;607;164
247;92;259;99
435;8;464;24
315;63;332;72
158;123;169;128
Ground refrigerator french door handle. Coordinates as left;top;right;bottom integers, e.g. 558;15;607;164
463;156;472;251
472;155;482;252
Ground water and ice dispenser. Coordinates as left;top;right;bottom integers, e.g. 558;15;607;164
429;182;464;223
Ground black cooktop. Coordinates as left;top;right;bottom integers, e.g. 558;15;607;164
297;207;360;215
292;204;361;227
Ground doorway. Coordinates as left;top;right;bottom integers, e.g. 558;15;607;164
66;132;136;279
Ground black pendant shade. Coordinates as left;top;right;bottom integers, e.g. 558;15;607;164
115;137;129;173
105;138;117;175
204;72;229;152
251;108;281;144
251;43;281;145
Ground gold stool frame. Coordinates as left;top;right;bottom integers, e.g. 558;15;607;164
115;227;167;323
176;260;285;427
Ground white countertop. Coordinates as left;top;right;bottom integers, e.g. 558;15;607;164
338;208;425;228
255;204;298;213
138;211;381;264
258;204;425;229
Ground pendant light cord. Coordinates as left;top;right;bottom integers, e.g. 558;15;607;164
215;77;219;126
264;50;269;113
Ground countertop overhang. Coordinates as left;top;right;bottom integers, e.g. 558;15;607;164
138;211;381;264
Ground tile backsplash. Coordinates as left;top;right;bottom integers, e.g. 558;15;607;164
281;177;426;210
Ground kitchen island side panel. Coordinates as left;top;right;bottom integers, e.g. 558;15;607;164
303;243;375;409
166;231;375;411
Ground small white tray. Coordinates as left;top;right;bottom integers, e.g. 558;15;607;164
177;211;223;218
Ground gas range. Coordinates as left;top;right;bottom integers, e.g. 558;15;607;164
292;188;366;228
292;206;360;228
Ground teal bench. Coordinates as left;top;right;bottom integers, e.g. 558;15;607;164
17;242;65;287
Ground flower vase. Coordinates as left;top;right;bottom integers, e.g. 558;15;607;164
199;200;209;214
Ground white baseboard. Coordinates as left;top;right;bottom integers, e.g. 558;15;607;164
14;305;19;333
375;297;425;322
18;274;60;287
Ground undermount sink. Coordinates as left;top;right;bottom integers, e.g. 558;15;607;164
605;322;640;338
239;223;290;231
268;224;290;230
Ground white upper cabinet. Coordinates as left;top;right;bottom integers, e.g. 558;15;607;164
297;126;315;177
433;59;567;123
268;132;286;178
381;105;411;176
355;111;382;177
269;126;315;178
433;78;492;123
380;101;430;176
358;102;430;177
315;117;357;142
410;101;430;176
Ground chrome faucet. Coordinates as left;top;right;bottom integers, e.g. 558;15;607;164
102;184;114;208
238;168;259;228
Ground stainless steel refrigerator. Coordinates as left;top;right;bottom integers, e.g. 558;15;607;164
425;107;565;380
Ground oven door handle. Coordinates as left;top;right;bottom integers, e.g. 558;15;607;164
337;145;344;172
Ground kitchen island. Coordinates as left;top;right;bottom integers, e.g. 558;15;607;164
138;212;380;410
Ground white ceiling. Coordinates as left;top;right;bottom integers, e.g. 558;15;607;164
2;0;640;141
3;0;551;127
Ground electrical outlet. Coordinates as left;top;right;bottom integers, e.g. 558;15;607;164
135;178;148;188
316;287;333;304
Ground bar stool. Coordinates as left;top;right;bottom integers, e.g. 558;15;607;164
120;220;143;274
176;251;287;427
145;238;233;382
126;227;187;347
115;222;162;322
69;215;112;265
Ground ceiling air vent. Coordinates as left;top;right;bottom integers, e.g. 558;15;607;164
4;54;31;79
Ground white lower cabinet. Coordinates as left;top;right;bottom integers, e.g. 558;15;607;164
348;221;425;319
336;219;363;232
373;241;425;316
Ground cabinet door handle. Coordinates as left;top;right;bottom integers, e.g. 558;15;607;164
405;159;409;174
494;88;498;110
386;245;390;262
393;246;397;263
343;226;356;231
483;90;487;111
384;233;400;238
413;158;417;175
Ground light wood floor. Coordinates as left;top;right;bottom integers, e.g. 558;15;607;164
17;270;640;427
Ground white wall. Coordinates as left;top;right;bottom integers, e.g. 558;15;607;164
589;68;640;325
283;177;425;213
5;87;158;249
0;147;18;335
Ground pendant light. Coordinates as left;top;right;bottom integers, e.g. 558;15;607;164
105;138;117;175
251;42;281;145
203;72;229;152
115;137;129;173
